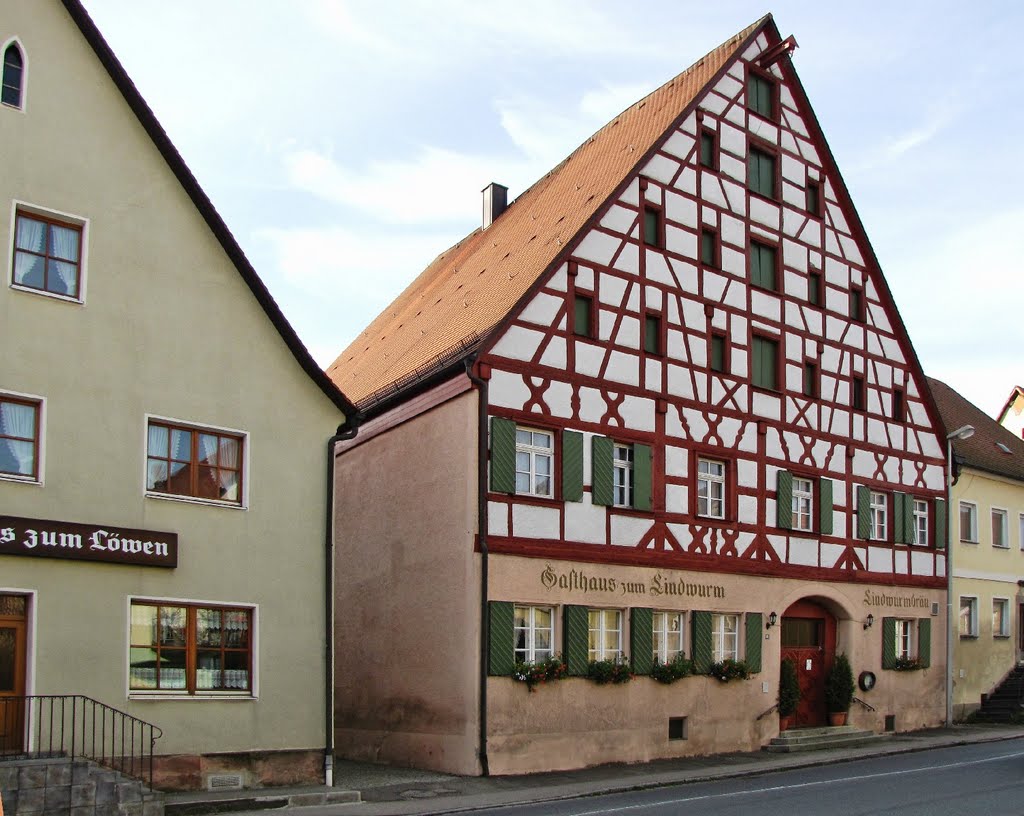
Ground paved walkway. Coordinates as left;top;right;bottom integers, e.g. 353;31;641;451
164;723;1024;816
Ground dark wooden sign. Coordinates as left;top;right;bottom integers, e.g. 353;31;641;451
0;515;177;567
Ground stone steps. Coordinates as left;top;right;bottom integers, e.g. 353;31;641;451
973;665;1024;723
765;725;889;754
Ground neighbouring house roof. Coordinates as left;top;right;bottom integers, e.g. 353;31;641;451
996;385;1024;424
326;15;770;409
927;377;1024;483
61;0;357;419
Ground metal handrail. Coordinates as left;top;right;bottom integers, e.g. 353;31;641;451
756;702;780;720
852;695;877;712
0;695;163;788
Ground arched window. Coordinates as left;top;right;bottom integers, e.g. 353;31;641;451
2;43;24;108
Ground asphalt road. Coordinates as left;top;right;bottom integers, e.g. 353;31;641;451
463;738;1024;816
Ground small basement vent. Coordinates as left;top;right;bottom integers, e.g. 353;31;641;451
668;716;688;740
884;715;896;732
931;602;940;616
207;774;244;791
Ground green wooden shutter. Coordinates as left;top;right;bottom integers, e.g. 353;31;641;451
630;607;653;675
489;417;516;494
633;443;652;511
563;605;590;676
918;619;931;668
934;499;947;549
892;493;906;543
900;493;914;544
745;613;762;673
818;477;834;535
881;616;896;670
776;470;793;529
488;601;514;676
692;611;713;673
856;485;871;539
591;436;613;506
562;431;584;502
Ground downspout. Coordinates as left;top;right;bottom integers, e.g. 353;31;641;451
465;357;490;776
325;414;362;786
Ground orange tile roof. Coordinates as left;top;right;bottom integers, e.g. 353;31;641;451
327;15;772;408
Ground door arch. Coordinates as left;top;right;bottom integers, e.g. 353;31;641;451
781;599;836;727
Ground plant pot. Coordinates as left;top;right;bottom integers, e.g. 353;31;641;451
779;714;793;731
828;711;847;726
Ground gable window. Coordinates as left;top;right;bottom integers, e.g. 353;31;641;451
712;613;739;662
808;270;822;306
514;427;553;498
913;499;929;546
653;611;685;664
710;332;727;373
791;477;813;532
806;181;821;217
0;394;41;481
644;313;662;355
697;457;726;519
959;596;978;637
699;128;717;170
700;228;718;267
993;599;1010;637
751;335;779;391
959;501;978;543
612;443;634;508
514;605;554;663
588;608;623;661
2;43;23;109
749;241;777;291
850;286;865;322
992;509;1009;548
747;146;776;199
12;209;84;299
129;600;253;695
643;205;663;248
747;72;774;119
573;292;593;338
892;388;905;422
851;376;866;411
803;361;818;398
146;419;244;505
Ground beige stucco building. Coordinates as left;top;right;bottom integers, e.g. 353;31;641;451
998;386;1024;441
1;0;355;791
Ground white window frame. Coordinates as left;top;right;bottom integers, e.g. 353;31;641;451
9;201;89;304
959;501;978;543
1;37;28;113
587;608;622;662
993;598;1010;638
514;426;553;498
1019;513;1024;552
869;490;887;541
712;612;739;662
0;389;46;486
959;596;978;638
894;619;915;660
612;443;634;508
697;457;726;519
652;610;685;664
513;605;554;664
992;508;1009;549
913;499;929;547
791;477;813;532
143;414;249;510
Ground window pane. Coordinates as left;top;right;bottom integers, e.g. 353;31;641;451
13;251;43;287
47;260;78;296
146;460;168;491
196;651;222;690
130;604;158;646
644;209;659;245
159;650;187;690
49;225;80;262
196;608;222;647
158;607;187;646
147;424;169;456
223;653;249;690
15;216;45;252
170;429;192;461
574;295;591;336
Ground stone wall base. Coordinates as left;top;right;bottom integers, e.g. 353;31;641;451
152;749;323;792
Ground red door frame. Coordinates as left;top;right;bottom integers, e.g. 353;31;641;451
781;599;836;728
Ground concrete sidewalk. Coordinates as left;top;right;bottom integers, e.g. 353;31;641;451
163;723;1024;816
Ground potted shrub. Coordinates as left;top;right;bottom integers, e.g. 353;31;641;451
778;658;800;730
824;653;855;725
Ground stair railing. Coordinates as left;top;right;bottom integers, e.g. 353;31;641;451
0;695;163;789
852;695;876;711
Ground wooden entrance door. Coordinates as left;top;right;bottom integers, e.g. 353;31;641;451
781;600;836;727
0;594;28;754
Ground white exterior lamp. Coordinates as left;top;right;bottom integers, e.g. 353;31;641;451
945;424;974;728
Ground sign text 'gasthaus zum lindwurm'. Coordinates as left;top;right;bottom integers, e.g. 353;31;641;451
0;515;177;568
541;563;725;599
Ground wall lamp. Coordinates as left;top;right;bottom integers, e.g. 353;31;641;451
863;613;875;630
766;611;778;629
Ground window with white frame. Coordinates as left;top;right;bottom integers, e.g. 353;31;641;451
959;596;978;638
913;499;929;546
712;613;739;662
870;491;887;540
791;477;813;532
959;501;978;542
992;509;1009;548
993;598;1010;638
894;619;915;660
587;608;622;661
0;394;42;481
11;208;85;300
513;605;554;663
147;419;244;505
613;443;634;508
697;458;726;519
652;611;685;664
514;427;553;497
1020;514;1024;551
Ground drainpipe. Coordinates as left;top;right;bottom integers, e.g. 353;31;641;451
465;357;490;776
325;414;362;786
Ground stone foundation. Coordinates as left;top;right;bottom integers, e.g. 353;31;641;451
151;749;323;792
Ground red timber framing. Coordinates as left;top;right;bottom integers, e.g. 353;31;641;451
476;24;946;589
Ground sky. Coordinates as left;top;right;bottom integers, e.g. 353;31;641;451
80;0;1023;417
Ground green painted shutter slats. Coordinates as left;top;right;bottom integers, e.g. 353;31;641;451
562;431;584;503
564;605;590;676
776;470;793;529
489;417;516;494
633;443;652;511
692;611;713;673
893;493;913;544
881;616;896;670
856;485;871;539
918;619;932;668
630;607;653;675
745;613;762;673
488;601;514;676
935;499;947;549
591;436;613;506
818;477;834;535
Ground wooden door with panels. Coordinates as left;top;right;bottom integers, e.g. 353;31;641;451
0;594;28;754
781;599;836;728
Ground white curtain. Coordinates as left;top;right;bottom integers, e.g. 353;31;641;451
0;401;35;474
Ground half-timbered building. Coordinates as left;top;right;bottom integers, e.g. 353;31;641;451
329;14;948;775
